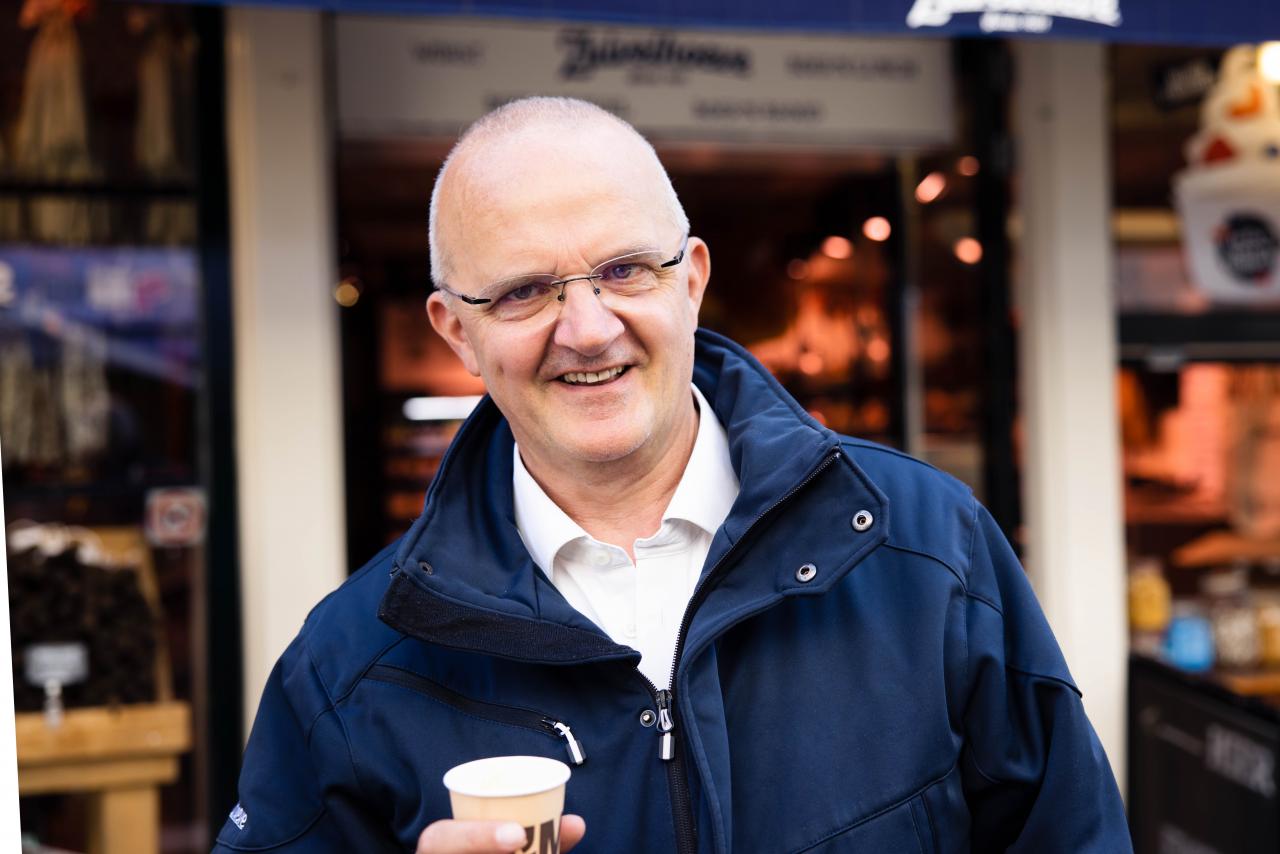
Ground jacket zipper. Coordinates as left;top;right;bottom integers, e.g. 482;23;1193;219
649;448;842;854
366;664;586;766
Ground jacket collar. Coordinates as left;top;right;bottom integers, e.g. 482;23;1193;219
380;328;887;664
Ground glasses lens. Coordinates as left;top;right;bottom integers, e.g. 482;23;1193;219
592;251;667;295
483;275;560;321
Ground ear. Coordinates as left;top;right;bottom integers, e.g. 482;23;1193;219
426;291;482;376
684;237;711;330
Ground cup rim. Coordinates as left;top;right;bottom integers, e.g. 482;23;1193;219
443;755;572;799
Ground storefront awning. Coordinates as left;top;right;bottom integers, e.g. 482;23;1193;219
172;0;1278;46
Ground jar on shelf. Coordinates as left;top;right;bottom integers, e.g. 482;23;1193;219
1129;558;1172;631
1203;565;1260;670
1257;593;1280;668
1166;600;1215;673
1129;557;1173;657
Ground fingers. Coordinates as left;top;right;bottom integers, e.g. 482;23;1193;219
560;815;587;851
416;816;585;853
415;819;528;853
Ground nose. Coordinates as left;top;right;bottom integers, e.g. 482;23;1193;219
552;278;624;356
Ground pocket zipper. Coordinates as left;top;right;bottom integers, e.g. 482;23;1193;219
366;664;586;766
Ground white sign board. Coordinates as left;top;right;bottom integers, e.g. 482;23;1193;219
336;16;954;150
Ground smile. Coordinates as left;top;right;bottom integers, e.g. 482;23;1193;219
559;365;630;386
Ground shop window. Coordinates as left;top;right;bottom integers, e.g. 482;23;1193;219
1;4;231;852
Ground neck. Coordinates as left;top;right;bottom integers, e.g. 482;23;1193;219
518;394;699;561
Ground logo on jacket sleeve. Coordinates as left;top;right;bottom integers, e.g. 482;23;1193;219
229;803;248;830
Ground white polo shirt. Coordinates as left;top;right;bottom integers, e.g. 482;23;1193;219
512;384;739;689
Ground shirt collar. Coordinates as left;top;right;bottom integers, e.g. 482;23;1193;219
512;384;739;574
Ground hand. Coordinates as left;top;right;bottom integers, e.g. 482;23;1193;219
416;816;586;853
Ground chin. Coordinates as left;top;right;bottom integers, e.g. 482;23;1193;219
557;427;651;465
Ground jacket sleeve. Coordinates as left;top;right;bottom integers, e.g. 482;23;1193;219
212;636;400;853
960;504;1132;853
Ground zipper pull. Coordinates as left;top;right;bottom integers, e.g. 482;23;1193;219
546;720;586;766
656;690;675;762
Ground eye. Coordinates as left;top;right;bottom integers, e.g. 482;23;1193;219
501;281;549;302
601;263;642;282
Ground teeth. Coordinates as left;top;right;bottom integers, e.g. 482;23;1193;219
562;366;626;385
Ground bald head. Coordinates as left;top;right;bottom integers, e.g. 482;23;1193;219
428;97;689;289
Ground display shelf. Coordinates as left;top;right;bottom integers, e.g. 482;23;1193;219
1125;485;1227;526
0;179;196;199
17;702;192;854
1171;529;1280;569
1217;670;1280;699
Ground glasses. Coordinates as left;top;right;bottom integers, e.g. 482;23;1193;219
437;233;689;323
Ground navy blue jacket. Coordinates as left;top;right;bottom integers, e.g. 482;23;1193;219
215;329;1130;853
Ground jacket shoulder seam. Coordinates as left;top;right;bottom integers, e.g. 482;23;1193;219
294;638;339;748
301;613;408;716
1005;663;1082;698
880;542;968;593
966;589;1003;617
838;437;967;482
964;494;979;585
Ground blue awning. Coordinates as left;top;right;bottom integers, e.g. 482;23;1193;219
171;0;1279;46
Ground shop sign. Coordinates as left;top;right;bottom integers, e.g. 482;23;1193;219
905;0;1121;35
145;487;207;547
1152;56;1218;112
336;17;953;150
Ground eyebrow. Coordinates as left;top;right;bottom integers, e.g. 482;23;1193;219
480;243;664;291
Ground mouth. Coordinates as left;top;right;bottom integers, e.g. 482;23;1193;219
557;365;631;386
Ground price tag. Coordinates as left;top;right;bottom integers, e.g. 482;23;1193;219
25;642;89;687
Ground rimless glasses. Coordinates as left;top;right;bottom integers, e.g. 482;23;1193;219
437;233;689;323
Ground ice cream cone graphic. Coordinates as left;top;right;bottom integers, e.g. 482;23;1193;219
1174;44;1280;303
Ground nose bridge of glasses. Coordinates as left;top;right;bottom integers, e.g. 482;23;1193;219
554;272;604;302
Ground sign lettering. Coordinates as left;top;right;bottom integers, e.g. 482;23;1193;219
906;0;1121;34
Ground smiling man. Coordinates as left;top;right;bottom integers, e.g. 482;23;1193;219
214;98;1130;854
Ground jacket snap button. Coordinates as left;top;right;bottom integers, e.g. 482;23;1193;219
851;510;874;532
795;563;818;583
639;710;656;727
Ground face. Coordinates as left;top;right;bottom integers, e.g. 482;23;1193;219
427;124;711;471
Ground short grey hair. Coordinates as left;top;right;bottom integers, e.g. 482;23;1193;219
427;96;689;290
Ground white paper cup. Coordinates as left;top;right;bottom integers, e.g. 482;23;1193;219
443;756;571;853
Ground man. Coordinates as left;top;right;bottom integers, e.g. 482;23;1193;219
214;97;1130;854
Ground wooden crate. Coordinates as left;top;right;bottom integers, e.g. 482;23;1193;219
17;702;192;854
13;525;191;854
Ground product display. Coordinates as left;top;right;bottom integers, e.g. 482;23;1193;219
1129;558;1172;658
12;1;104;245
1227;365;1280;539
1166;601;1216;672
1204;566;1261;669
1129;558;1173;633
7;524;160;712
1255;593;1280;668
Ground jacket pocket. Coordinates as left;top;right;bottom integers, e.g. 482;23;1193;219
364;664;586;766
790;792;937;854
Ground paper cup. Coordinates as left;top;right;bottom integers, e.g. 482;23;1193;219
443;755;571;853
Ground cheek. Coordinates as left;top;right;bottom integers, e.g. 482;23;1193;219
476;330;542;384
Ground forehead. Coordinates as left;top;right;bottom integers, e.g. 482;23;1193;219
440;126;675;282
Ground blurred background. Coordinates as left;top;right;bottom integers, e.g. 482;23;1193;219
2;1;1280;851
